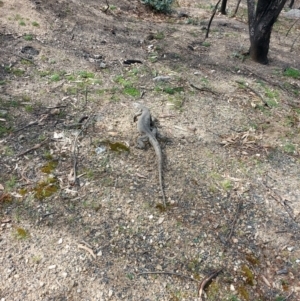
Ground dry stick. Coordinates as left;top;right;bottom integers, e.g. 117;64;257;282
190;82;220;96
283;290;294;301
224;198;243;248
137;271;198;282
286;18;300;37
14;120;38;133
17;138;49;157
72;115;93;185
235;80;269;107
290;33;300;52
103;0;110;13
243;66;291;95
205;0;222;39
263;184;296;222
232;0;242;17
0;49;36;65
198;269;223;300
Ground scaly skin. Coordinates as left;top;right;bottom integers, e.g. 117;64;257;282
133;103;166;207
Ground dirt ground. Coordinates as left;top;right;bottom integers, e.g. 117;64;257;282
1;0;300;300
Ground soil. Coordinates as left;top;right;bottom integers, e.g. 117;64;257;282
0;1;300;300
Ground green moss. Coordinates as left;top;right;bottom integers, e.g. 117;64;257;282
33;177;59;200
241;265;254;286
40;160;58;174
108;141;129;152
237;286;249;301
245;254;259;266
15;227;29;239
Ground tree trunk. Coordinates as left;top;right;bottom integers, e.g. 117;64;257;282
247;0;287;64
289;0;294;8
220;0;227;14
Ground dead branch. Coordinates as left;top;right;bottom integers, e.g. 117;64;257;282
235;80;269;107
263;183;296;222
13;121;38;133
205;0;222;39
232;0;242;17
190;82;220;96
286;18;299;37
198;269;223;300
137;271;197;282
224;198;243;248
17;138;49;157
71;115;94;185
243;67;291;95
78;243;96;260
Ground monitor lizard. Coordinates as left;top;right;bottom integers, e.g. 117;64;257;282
133;103;166;207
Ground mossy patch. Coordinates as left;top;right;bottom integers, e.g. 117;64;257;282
33;177;59;200
40;160;58;174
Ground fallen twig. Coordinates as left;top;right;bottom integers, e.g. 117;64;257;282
78;243;96;260
235;80;269;107
264;184;296;222
232;0;242;17
205;0;222;39
224;198;243;248
17;138;49;157
137;271;197;282
71;115;94;185
283;290;294;301
14;121;38;133
190;82;220;96
198;269;223;300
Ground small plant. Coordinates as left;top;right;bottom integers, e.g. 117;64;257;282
6;176;16;190
283;67;300;79
154;31;164;39
79;71;95;78
141;0;174;13
32;21;40;27
202;41;211;47
124;86;140;97
284;143;295;154
19;20;26;26
23;34;33;41
15;228;29;239
50;74;60;82
25;105;33;113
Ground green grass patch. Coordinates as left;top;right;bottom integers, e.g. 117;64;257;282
32;21;40;27
23;34;33;41
50;73;60;82
283;67;300;79
124;86;140;97
79;71;95;78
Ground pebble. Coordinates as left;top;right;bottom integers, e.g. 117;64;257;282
48;265;56;269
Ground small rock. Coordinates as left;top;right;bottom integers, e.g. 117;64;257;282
287;247;294;252
48;265;56;269
232;238;238;243
108;289;113;297
58;238;63;244
230;284;235;291
153;76;170;82
99;62;106;69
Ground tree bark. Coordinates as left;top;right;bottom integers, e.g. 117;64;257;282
220;0;227;15
247;0;287;64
